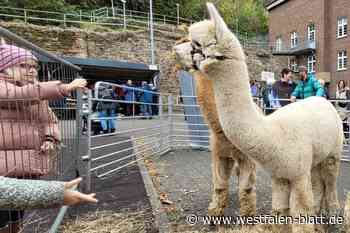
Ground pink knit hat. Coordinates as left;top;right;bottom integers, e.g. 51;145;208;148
0;44;38;72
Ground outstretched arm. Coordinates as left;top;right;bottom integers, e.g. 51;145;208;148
0;177;97;210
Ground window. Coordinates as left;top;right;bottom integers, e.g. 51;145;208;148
291;32;298;48
307;55;316;73
337;17;348;38
308;24;315;41
276;37;282;51
289;58;298;72
338;50;347;71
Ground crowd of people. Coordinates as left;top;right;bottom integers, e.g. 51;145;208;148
82;80;159;135
250;66;350;139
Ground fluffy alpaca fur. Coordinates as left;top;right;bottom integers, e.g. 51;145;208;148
174;3;343;233
175;55;257;216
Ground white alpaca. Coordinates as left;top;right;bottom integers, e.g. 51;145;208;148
175;3;343;233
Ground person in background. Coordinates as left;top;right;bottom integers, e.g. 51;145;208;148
272;68;294;107
256;82;262;97
114;84;125;117
123;80;135;116
262;79;279;115
0;44;87;233
250;80;259;97
318;79;329;98
335;80;350;141
290;66;324;102
96;85;117;134
149;83;158;116
139;81;153;118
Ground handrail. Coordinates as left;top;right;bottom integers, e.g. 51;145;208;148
0;6;192;27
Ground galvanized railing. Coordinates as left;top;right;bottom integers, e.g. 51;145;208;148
92;7;192;26
82;82;171;191
82;82;350;192
0;26;82;233
0;6;191;31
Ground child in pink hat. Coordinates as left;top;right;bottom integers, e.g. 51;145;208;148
0;44;87;233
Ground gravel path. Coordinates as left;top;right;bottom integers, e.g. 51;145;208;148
153;149;350;227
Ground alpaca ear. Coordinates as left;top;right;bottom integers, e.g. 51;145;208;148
206;2;231;42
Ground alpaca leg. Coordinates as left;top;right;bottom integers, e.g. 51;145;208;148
237;156;256;216
311;164;326;233
208;133;234;216
320;155;341;232
290;175;314;233
320;156;340;214
311;164;326;214
271;177;291;233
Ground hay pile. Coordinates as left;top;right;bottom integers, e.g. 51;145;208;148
61;211;148;233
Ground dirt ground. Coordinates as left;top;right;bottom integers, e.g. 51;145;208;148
147;149;350;233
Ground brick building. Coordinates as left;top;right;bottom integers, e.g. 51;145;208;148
265;0;349;96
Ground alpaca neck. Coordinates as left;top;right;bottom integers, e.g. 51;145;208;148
207;60;272;164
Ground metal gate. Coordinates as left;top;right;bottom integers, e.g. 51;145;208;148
82;81;171;191
0;26;82;233
177;70;209;149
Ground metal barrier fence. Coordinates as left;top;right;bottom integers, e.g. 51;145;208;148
92;6;192;26
0;26;81;232
82;80;350;193
82;81;171;191
0;6;190;32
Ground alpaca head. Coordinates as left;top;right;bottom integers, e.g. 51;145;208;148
173;3;244;77
173;38;194;71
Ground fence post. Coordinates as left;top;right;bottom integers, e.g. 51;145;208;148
24;9;27;24
147;13;150;30
163;15;166;25
123;1;126;30
63;14;66;27
168;95;173;151
84;90;92;192
176;3;180;26
79;10;82;22
158;96;164;152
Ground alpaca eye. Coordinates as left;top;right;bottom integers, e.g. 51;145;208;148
207;40;217;47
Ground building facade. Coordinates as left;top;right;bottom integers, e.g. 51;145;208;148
265;0;350;96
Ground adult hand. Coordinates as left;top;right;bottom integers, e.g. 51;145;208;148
63;178;98;206
67;78;87;92
290;96;296;103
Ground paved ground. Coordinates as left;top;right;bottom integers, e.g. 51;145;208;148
152;149;350;230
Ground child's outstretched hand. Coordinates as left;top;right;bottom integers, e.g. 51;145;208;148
63;178;98;206
40;141;55;154
67;78;87;91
